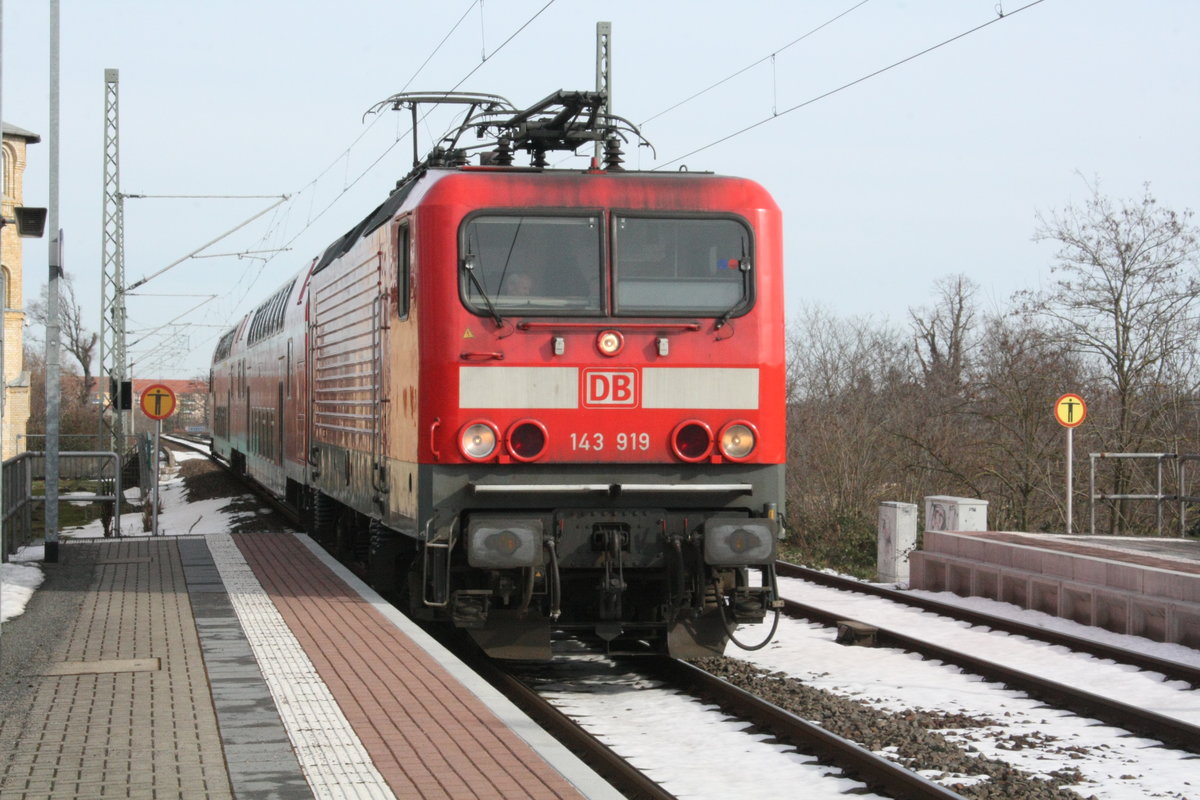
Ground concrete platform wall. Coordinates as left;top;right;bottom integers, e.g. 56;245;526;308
910;531;1200;648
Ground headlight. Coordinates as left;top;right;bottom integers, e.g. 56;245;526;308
703;518;778;565
596;329;624;356
459;421;499;461
467;517;543;568
719;422;757;460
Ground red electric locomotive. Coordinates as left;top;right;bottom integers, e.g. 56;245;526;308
211;91;784;659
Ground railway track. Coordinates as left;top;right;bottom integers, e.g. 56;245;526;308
776;560;1200;687
492;648;973;800
775;561;1200;754
646;658;968;800
451;644;679;800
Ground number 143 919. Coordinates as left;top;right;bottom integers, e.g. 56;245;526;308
570;432;651;451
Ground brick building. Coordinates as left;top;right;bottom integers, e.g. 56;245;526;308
1;122;39;461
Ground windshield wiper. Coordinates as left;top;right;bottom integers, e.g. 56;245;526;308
715;254;751;330
462;253;504;328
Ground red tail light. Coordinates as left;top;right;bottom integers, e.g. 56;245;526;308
671;420;713;462
506;420;548;461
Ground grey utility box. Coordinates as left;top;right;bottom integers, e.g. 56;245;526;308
924;496;988;533
877;501;918;584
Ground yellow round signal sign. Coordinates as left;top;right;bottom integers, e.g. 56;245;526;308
140;383;177;421
1054;393;1086;428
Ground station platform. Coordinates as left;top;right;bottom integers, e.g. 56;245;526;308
910;530;1200;647
0;532;622;800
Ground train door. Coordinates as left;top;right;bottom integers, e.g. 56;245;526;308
277;368;284;465
244;359;250;454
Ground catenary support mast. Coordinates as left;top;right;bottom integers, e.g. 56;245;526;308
594;21;611;162
43;0;61;560
99;68;126;451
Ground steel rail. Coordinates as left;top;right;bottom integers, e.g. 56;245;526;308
651;659;968;800
461;650;677;800
777;594;1200;754
775;560;1200;688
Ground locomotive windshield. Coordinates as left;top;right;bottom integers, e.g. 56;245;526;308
613;216;752;316
459;212;753;318
461;215;603;314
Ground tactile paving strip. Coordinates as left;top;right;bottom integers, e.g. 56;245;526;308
206;533;396;800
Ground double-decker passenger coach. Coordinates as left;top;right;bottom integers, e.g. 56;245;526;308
212;91;785;659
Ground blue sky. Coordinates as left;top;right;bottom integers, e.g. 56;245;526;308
3;0;1198;379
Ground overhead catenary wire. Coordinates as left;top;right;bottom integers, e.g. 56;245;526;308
124;195;289;293
121;194;284;200
639;0;875;128
654;0;1048;170
226;0;559;306
217;0;487;307
182;0;559;372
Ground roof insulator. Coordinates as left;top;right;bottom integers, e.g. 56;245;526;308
494;138;514;166
603;137;625;172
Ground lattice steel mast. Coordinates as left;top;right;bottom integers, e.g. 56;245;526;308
594;21;611;162
99;68;126;449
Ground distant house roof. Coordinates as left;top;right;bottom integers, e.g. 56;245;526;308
2;121;41;144
132;379;207;396
94;377;208;397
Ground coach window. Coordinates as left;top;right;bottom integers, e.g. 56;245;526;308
397;221;411;319
460;214;602;315
613;215;753;317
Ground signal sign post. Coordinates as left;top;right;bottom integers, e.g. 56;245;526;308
1054;393;1087;533
140;384;177;536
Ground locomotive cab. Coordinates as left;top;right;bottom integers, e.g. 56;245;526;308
404;152;787;658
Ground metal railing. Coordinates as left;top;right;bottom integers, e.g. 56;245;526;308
18;433;138;453
1;451;124;561
1088;452;1200;537
1;455;35;561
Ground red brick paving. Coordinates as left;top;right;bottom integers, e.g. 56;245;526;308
234;532;587;800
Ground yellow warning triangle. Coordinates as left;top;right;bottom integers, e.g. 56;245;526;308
463;328;475;339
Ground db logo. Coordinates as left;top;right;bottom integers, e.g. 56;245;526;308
583;369;639;408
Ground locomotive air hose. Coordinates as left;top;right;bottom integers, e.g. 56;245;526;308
547;539;562;621
714;579;781;652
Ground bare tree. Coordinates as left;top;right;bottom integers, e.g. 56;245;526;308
973;313;1090;532
28;273;99;407
1025;180;1200;532
910;274;978;389
898;276;985;496
785;304;914;572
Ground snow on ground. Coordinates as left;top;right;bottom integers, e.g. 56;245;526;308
64;452;268;540
0;451;269;625
743;577;1200;800
1;544;45;624
902;582;1200;670
534;649;887;800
